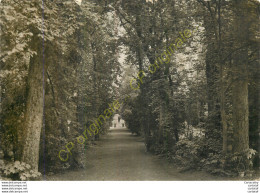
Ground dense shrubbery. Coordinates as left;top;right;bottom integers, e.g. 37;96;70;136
172;138;206;171
0;161;41;181
118;0;259;178
0;0;120;177
0;0;258;180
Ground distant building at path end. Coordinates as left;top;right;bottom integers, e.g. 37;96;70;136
110;114;126;128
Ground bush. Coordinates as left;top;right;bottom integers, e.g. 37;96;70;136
0;161;41;181
225;149;257;173
172;138;206;171
199;149;257;177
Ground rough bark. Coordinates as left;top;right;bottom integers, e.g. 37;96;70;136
232;0;249;153
22;51;44;171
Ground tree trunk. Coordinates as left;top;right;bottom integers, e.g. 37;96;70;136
216;2;228;155
220;75;228;154
158;103;164;143
232;67;249;153
22;52;44;171
204;35;221;142
232;0;249;153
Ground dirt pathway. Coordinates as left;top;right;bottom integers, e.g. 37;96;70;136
47;127;228;181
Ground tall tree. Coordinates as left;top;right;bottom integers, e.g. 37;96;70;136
231;0;249;153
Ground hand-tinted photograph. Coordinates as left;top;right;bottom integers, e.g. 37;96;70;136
0;0;259;189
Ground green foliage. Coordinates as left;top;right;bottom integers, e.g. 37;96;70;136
227;149;257;172
199;148;258;177
0;0;258;178
0;0;121;172
0;161;41;181
121;97;142;135
172;138;207;171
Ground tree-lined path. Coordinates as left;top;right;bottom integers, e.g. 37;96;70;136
1;0;259;181
46;127;226;181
